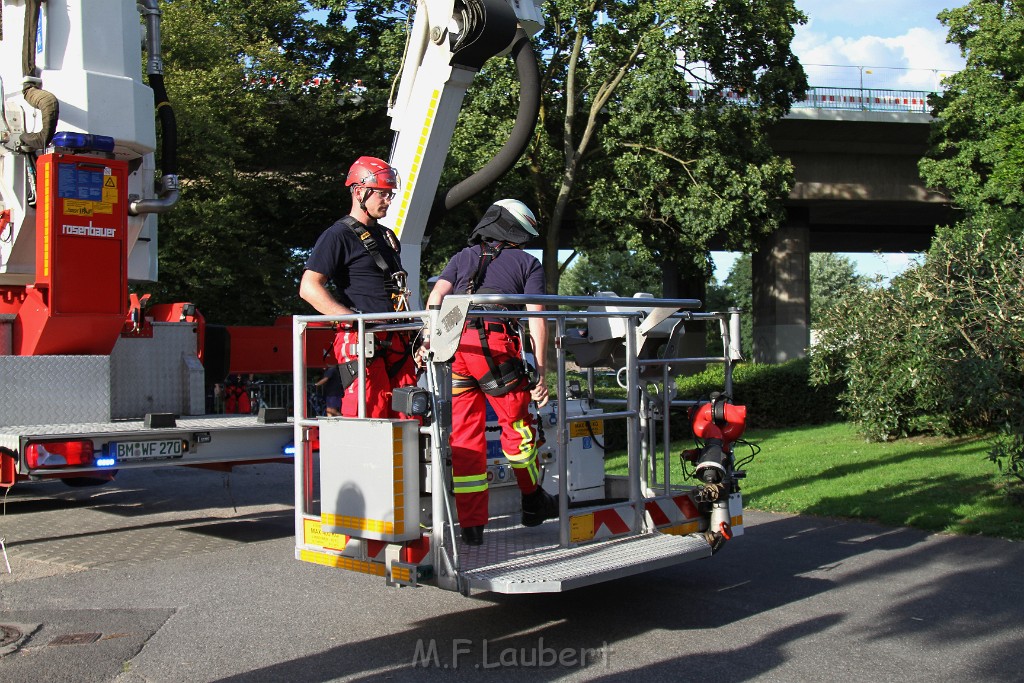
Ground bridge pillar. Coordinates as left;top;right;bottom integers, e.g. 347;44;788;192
752;222;810;363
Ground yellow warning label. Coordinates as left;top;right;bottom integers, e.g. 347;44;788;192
64;200;94;217
321;512;395;536
570;513;595;543
304;518;348;551
94;202;114;215
569;420;604;438
102;188;118;204
299;549;385;576
659;521;700;536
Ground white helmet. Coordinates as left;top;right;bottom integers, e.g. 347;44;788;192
493;198;539;236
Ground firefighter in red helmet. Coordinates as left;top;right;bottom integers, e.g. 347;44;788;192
299;156;415;418
422;199;557;546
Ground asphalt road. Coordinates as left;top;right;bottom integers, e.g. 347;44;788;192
1;463;1021;682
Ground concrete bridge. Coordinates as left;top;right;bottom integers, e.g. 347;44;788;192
749;89;956;363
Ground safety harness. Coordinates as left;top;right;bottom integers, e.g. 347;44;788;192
334;217;411;390
452;242;535;398
341;216;411;312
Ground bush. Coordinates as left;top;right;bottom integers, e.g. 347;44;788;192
808;275;943;440
676;358;842;429
989;429;1024;503
810;224;1024;444
579;358;841;451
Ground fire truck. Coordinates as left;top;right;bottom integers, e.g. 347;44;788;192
0;1;333;488
1;0;752;594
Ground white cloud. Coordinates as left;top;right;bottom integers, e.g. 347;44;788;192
899;27;963;72
795;26;964;91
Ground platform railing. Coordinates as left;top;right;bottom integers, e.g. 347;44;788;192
291;294;740;589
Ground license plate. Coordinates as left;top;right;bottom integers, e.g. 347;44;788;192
112;439;186;461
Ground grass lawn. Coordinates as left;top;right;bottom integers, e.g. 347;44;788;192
607;422;1024;541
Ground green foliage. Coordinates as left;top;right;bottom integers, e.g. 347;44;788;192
809;274;933;441
809;252;874;325
558;246;662;296
923;1;1024;224
153;0;397;324
705;253;753;356
428;0;808;295
989;429;1024;502
677;358;841;429
810;226;1024;446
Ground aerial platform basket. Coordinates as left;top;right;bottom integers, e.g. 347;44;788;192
291;294;747;595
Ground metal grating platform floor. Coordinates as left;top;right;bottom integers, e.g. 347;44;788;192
456;515;712;594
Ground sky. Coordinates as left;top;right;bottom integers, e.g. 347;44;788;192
712;0;966;283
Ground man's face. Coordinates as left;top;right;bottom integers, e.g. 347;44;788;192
357;186;394;220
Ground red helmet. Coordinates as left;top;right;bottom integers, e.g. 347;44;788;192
345;156;399;189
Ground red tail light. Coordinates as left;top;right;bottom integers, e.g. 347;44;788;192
26;440;95;468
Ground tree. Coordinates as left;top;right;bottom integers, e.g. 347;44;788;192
426;0;808;295
809;253;873;326
155;1;807;322
707;253;752;357
558;245;662;296
153;0;394;324
810;227;1024;442
809;1;1024;496
920;0;1024;231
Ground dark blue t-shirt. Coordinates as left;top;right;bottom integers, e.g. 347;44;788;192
438;243;545;300
304;218;403;314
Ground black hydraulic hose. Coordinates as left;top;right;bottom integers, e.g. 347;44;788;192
132;0;180;214
425;28;541;235
137;0;177;177
148;73;178;176
443;29;540;211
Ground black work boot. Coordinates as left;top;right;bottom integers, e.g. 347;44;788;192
461;525;485;545
521;486;558;527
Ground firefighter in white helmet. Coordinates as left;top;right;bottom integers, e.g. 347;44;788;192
423;199;557;545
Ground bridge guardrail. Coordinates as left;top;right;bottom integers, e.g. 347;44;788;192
794;86;932;113
689;85;933;114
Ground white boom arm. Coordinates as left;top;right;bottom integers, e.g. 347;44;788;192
379;0;544;303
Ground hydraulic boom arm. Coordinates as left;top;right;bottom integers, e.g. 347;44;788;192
380;0;543;301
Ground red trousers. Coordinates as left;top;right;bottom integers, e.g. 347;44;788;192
450;326;539;528
333;329;416;418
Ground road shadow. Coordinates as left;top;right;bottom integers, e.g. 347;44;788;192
205;510;1024;682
